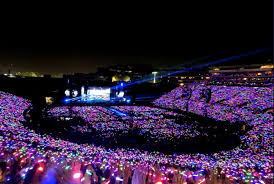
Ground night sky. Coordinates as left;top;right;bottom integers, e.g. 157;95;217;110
0;2;272;74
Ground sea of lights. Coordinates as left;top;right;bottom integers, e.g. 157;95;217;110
0;85;273;183
47;106;200;141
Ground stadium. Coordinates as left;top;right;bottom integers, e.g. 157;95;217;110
0;5;273;183
0;49;273;184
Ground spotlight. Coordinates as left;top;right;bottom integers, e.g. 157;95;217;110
111;48;270;89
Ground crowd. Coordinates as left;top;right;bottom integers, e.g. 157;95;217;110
0;84;273;183
153;85;273;121
34;105;242;154
0;150;236;184
48;106;129;136
47;106;202;142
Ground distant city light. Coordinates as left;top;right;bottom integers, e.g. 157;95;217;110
260;65;273;69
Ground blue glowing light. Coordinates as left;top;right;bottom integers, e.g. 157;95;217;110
107;107;129;117
6;177;11;182
64;98;70;103
111;56;210;90
111;48;271;89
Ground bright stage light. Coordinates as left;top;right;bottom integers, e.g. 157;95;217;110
72;90;78;97
117;91;124;97
87;88;110;95
86;87;111;101
81;86;85;96
65;90;70;97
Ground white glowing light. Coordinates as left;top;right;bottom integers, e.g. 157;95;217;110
65;90;70;97
152;72;158;83
72;90;78;97
86;88;110;101
116;176;123;181
117;91;124;97
81;86;85;96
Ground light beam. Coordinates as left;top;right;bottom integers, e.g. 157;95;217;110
111;48;271;89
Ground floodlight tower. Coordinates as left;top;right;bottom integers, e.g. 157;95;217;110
152;72;158;83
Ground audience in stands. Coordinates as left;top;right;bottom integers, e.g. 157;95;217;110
0;84;273;183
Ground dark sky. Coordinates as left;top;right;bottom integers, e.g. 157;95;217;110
0;2;272;74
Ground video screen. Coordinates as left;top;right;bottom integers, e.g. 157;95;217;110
86;87;110;101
